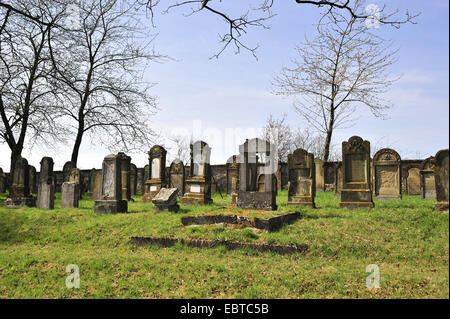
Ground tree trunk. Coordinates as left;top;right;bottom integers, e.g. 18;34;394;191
70;127;84;166
9;146;22;185
323;104;336;162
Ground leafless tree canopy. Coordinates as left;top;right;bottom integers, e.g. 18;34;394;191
272;0;400;161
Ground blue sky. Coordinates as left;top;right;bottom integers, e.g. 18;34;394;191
0;0;448;169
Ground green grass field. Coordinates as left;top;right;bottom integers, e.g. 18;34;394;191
0;190;448;298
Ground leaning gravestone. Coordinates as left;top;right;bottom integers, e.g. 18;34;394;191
420;157;436;199
373;148;402;200
61;182;79;208
0;167;6;193
181;141;213;205
94;154;127;214
406;167;421;195
143;145;167;202
287;149;316;208
130;164;137;196
28;165;37;194
236;138;277;211
117;152;131;201
433;149;449;211
5;157;36;208
152;188;179;212
169;159;185;197
339;136;374;209
37;157;55;210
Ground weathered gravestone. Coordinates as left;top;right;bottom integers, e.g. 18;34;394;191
287;149;316;208
61;182;79;208
28;165;37;194
226;155;239;204
88;168;96;193
63;161;76;182
339;136;374;209
433;149;449;211
323;162;336;191
334;162;343;199
152;188;179;212
373;148;402;200
236;138;277;211
136;167;145;194
5;157;36;208
169;159;185;197
68;168;82;199
117;152;131;201
420;157;436;199
91;169;103;201
143;145;167;202
314;158;324;192
94;154;127;214
181;141;213;205
0;167;6;193
406;167;421;195
37;157;55;210
130;164;137;196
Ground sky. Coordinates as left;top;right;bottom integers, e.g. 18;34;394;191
0;0;449;170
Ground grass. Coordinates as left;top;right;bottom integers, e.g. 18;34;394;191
0;190;448;298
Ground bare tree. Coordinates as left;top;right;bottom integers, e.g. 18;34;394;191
0;1;67;178
48;0;165;165
272;0;400;161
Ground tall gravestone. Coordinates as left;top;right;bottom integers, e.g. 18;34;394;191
69;168;82;199
117;152;131;201
406;167;421;195
287;149;316;207
323;162;336;191
226;155;240;205
169;159;185;197
340;136;374;209
130;164;137;196
433;149;449;211
94;154;127;214
143;145;167;202
373;148;402;200
236;138;277;211
420;157;436;199
314;158;324;192
181;141;212;205
334;162;343;199
92;169;103;201
5;157;36;208
0;167;6;193
28;165;37;194
37;157;55;210
136;167;145;194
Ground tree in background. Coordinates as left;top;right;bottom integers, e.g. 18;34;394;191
272;0;400;161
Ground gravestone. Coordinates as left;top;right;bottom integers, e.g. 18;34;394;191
63;161;76;182
143;145;167;202
37;157;55;210
323;162;336;191
5;157;36;208
29;165;37;194
0;167;6;193
433;149;449;211
406;167;421;195
169;159;185;197
226;155;240;204
61;182;79;208
339;136;374;209
373;148;402;200
94;154;127;214
136;167;145;194
334;162;343;199
314;158;324;192
420;157;436;199
68;168;82;199
117;152;131;201
152;188;179;212
236;138;277;211
91;170;103;201
130;164;137;195
181;141;213;205
287;149;316;207
88;168;96;193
